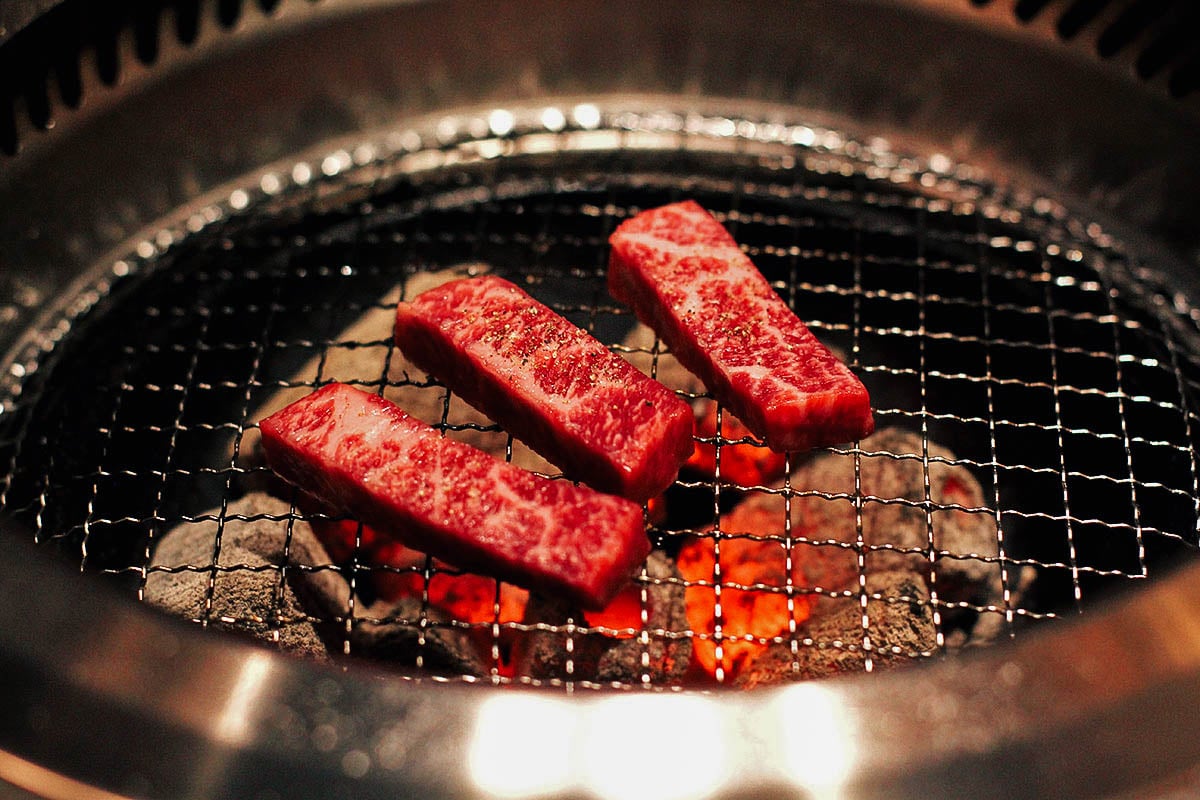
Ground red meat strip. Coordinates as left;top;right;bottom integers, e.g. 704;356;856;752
394;275;693;501
608;200;874;452
258;383;650;610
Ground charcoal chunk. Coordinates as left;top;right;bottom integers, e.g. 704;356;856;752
515;550;691;685
349;596;493;677
619;322;706;398
145;492;350;659
728;427;1034;646
735;570;937;688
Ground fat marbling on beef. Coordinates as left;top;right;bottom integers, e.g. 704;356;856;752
258;383;649;610
608;200;874;452
394;275;693;501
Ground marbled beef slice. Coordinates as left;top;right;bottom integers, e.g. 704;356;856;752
394;275;693;501
258;383;650;610
608;200;873;452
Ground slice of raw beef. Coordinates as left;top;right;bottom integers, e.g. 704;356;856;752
394;275;693;501
258;383;649;609
608;200;874;452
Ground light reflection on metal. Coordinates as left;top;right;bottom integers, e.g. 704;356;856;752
468;694;575;798
580;695;729;800
213;651;275;747
488;109;515;137
572;103;602;130
469;693;729;800
773;683;859;799
540;107;566;132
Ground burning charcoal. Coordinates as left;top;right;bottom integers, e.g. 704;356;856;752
735;570;937;688
677;531;832;681
515;551;691;685
312;519;532;624
716;496;861;595
731;427;1030;646
145;492;350;659
346;553;529;677
348;596;493;677
685;399;789;488
237;267;554;495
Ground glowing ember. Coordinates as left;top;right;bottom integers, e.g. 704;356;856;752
581;582;644;633
677;533;818;681
685;401;787;487
310;517;529;621
376;545;529;621
645;494;668;526
311;517;386;563
514;550;691;684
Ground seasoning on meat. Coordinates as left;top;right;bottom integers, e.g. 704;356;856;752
394;274;694;501
258;383;650;610
608;200;874;452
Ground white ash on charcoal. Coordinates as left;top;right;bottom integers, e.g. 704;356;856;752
735;569;937;688
513;551;692;685
348;596;494;677
618;322;706;398
237;266;554;495
144;492;351;659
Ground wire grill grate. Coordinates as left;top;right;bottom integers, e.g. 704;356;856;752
1;107;1199;688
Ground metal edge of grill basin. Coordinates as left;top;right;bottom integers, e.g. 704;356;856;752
2;1;1200;799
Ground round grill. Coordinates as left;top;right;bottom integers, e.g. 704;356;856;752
2;106;1198;689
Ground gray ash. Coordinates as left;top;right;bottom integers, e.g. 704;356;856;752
144;492;350;659
735;570;937;688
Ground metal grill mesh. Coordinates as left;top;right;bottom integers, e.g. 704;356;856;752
2;107;1199;689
